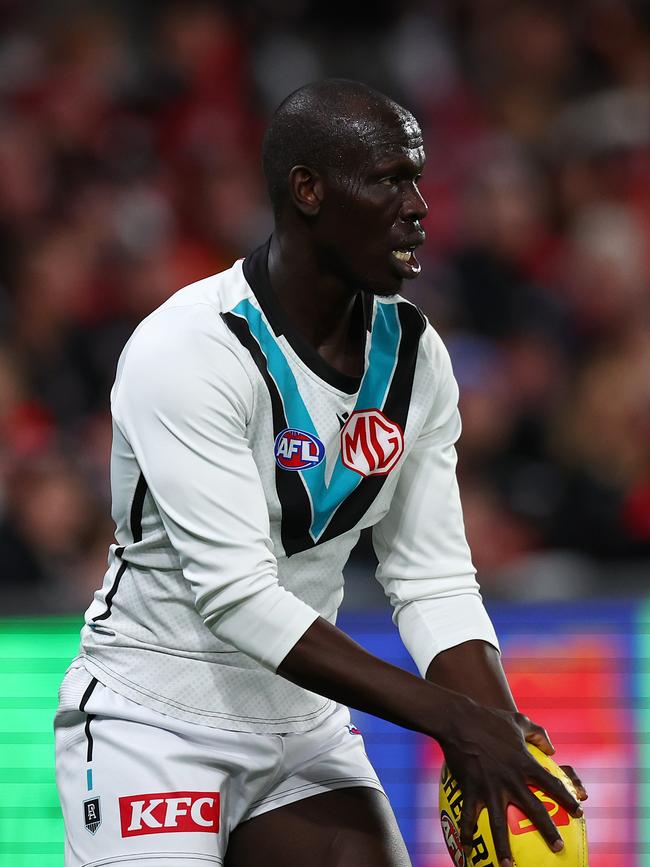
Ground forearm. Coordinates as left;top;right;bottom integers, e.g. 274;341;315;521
425;639;516;712
278;616;466;739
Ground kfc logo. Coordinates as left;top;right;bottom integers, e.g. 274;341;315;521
119;791;220;837
340;409;404;477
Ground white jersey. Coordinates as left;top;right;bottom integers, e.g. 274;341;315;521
79;240;498;733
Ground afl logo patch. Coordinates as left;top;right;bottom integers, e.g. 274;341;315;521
274;428;325;471
340;409;404;477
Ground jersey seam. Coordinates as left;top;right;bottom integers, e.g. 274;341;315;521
114;302;257;426
81;854;223;866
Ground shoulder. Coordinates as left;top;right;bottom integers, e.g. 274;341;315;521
113;260;255;414
376;295;451;371
390;300;459;419
374;295;427;342
121;259;252;367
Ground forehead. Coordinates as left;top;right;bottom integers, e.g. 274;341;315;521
348;107;425;170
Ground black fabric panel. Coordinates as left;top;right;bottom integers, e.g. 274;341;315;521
221;311;314;556
92;472;147;622
78;676;98;712
84;714;95;762
129;472;148;543
91;553;126;623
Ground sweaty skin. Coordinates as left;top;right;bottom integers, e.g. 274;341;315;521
230;81;584;867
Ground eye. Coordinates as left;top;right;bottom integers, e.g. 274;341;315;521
379;176;399;187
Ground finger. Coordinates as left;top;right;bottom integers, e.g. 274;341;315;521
459;791;480;850
530;764;583;818
560;764;589;800
523;720;555;755
514;786;565;853
485;792;513;867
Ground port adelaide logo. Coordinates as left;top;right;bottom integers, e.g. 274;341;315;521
274;428;325;471
84;796;102;835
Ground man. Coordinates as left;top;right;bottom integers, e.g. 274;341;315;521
55;79;584;867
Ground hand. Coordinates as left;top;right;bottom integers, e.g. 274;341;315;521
438;699;583;867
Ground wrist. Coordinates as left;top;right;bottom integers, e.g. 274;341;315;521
414;680;476;743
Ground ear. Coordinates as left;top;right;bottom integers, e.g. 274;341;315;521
289;165;323;216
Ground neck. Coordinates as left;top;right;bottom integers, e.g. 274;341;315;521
267;232;359;352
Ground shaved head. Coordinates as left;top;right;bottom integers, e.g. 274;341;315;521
262;79;418;217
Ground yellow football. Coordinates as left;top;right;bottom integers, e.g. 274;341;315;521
438;743;588;867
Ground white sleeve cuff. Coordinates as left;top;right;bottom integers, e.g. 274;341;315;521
205;584;321;672
395;590;500;677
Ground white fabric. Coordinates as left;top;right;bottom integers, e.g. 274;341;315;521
78;255;498;733
373;339;499;676
55;664;383;867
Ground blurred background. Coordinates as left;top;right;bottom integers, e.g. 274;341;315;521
0;1;649;864
0;0;648;614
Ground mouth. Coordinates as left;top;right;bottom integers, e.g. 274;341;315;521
391;246;422;276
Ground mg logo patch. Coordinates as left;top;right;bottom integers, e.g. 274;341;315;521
84;797;101;835
340;409;404;477
119;791;220;837
274;428;325;471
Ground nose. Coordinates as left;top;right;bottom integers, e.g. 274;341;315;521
401;181;428;223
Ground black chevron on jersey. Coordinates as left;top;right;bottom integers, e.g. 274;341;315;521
317;301;425;546
223;301;425;556
221;311;314;555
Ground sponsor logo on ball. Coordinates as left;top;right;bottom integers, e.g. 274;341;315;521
440;810;466;867
274;428;325;471
340;409;404;477
119;791;220;837
508;789;570;835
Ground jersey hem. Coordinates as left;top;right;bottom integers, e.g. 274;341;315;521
81;854;223;866
79;654;337;734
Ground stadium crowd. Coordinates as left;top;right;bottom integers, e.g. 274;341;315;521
0;0;648;613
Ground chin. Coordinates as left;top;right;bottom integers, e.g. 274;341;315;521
359;271;404;298
365;276;404;298
368;286;401;299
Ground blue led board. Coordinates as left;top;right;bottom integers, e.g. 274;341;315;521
0;600;645;866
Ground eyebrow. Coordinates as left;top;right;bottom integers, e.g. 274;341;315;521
371;151;426;176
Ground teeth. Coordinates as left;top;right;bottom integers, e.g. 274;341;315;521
393;250;411;262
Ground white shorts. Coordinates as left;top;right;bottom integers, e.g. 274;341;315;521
54;664;384;867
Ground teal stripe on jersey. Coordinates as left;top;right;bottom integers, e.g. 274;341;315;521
230;299;401;540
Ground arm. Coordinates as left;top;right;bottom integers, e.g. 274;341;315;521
278;617;580;867
113;303;320;668
427;640;589;808
426;639;516;712
364;331;580;860
118;309;579;867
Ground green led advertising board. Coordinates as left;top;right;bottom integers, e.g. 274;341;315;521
0;617;81;866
